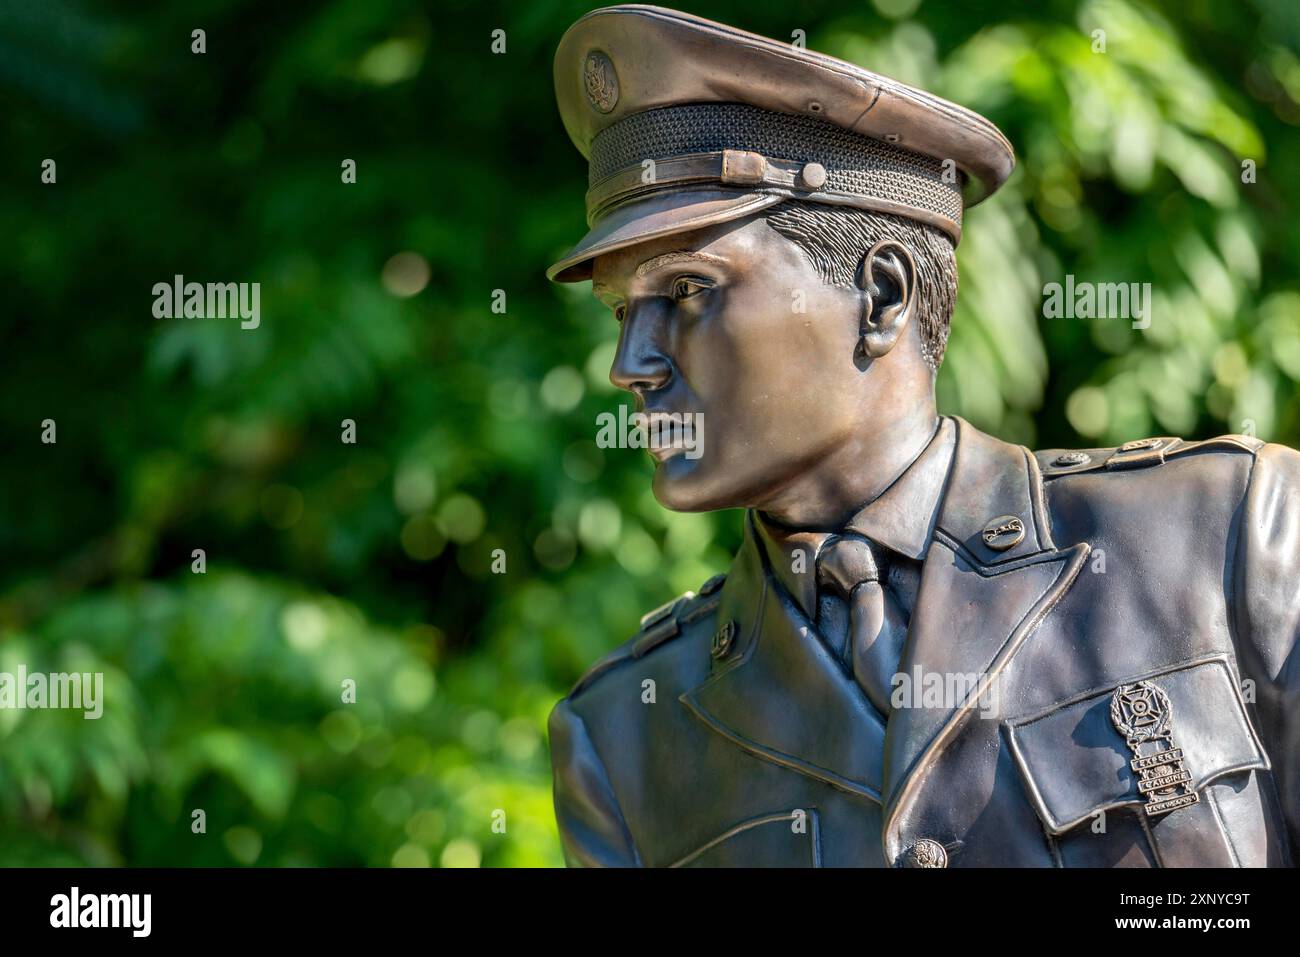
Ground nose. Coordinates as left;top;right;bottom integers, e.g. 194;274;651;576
609;302;673;396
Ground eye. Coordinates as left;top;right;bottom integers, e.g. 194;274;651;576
671;276;714;302
613;304;627;323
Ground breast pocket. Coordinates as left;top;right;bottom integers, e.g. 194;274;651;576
1004;656;1275;867
671;809;822;867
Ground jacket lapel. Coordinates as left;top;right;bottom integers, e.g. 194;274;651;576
681;512;886;803
880;417;1090;859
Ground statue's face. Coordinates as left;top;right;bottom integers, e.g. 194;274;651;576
591;214;871;513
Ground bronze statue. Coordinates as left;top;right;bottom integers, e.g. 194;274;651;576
545;5;1299;867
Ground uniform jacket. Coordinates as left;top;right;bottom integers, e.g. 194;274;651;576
548;416;1300;867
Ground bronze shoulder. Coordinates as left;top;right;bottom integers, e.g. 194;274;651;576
1034;433;1263;479
565;573;726;699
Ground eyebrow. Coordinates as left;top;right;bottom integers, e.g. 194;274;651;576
634;250;727;278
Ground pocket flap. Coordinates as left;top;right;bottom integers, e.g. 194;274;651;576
670;809;821;867
1004;656;1269;834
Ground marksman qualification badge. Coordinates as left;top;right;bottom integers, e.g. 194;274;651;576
1110;680;1200;817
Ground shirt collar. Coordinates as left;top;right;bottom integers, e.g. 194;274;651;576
754;415;956;616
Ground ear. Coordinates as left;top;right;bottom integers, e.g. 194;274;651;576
854;240;917;361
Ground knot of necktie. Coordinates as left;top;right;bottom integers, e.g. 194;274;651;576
816;533;881;599
814;531;906;717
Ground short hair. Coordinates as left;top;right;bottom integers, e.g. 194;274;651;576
764;201;958;370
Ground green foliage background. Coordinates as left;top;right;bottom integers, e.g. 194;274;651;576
1;0;1298;866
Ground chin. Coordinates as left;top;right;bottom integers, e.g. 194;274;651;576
651;452;745;513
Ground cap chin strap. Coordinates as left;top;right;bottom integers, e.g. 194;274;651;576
585;149;830;222
585;150;964;244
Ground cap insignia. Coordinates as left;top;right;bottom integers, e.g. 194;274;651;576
583;50;619;114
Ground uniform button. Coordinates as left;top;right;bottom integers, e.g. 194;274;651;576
981;515;1025;551
711;619;737;659
1119;437;1161;452
800;162;827;189
900;839;948;868
1052;451;1090;467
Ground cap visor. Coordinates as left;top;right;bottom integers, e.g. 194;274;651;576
546;188;784;283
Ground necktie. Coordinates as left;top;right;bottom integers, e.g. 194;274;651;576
815;533;911;716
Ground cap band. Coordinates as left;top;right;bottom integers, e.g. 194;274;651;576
585;103;966;241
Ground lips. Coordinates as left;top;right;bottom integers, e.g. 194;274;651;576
641;410;698;462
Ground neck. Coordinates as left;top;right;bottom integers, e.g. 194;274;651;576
757;393;940;530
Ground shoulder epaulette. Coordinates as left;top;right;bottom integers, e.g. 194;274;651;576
1037;433;1261;479
567;573;726;697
